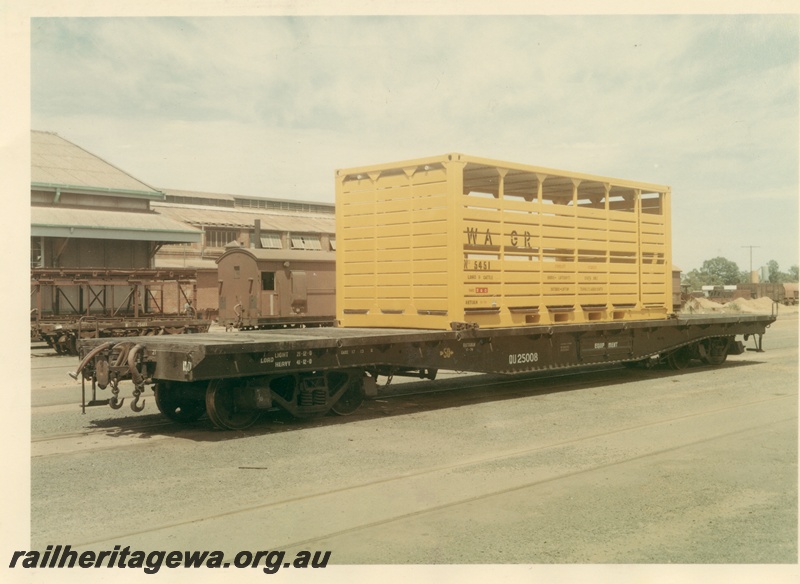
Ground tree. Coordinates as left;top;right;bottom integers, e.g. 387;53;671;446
680;256;744;290
765;260;798;284
699;256;743;286
680;257;798;290
767;260;782;283
681;268;705;291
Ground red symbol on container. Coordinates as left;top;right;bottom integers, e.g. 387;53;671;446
475;287;489;294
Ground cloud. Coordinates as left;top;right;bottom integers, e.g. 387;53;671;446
31;14;799;271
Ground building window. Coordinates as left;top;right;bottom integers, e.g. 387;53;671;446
205;228;238;248
329;237;336;251
230;197;334;214
291;234;322;250
304;237;322;250
261;272;275;291
260;233;283;249
31;237;44;268
165;195;234;207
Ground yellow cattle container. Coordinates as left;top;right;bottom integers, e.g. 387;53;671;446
335;153;672;329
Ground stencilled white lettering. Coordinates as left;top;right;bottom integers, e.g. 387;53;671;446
508;352;539;365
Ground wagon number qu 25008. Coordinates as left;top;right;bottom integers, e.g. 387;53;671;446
509;352;539;365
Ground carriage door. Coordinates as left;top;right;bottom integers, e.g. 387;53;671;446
260;271;276;316
291;271;308;315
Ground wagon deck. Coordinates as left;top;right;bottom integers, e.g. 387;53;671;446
75;312;775;429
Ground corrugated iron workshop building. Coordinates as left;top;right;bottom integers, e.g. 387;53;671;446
31;130;336;320
31;130;202;268
31;130;202;315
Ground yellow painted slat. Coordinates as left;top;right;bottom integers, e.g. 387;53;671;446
410;222;447;237
411;289;449;302
502;272;542;284
344;250;375;263
376;286;413;298
344;274;377;287
341;263;376;276
410;207;450;223
375;236;414;251
342;238;375;251
341;214;376;228
342;226;377;240
505;297;543;306
413;247;449;261
504;283;543;296
343;287;375;299
374;199;412;214
414;264;449;278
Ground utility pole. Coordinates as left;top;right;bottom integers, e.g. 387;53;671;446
742;245;760;282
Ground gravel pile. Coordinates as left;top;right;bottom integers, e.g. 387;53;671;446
680;296;778;315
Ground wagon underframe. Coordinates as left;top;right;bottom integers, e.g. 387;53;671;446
74;313;775;429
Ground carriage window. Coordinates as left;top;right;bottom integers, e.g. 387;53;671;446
261;272;275;291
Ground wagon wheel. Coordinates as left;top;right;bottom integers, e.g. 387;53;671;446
206;378;260;430
154;381;207;423
701;337;730;366
666;346;692;370
330;376;365;416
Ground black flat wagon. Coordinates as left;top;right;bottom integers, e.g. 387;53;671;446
72;311;774;429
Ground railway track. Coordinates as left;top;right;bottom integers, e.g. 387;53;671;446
30;363;688;456
32;419;174;445
61;391;795;552
278;411;792;554
31;363;84;370
31;357;763;459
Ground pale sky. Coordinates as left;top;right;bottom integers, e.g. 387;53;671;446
25;11;800;274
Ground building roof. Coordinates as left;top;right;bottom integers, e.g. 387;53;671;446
31;130;163;199
151;201;335;233
31;206;202;243
163;188;236;202
162;188;334;215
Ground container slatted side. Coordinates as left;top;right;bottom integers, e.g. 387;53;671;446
337;163;452;326
336;154;672;329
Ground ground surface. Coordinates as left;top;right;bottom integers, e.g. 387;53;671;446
29;310;797;566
